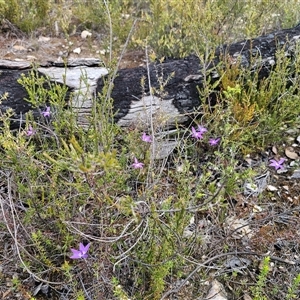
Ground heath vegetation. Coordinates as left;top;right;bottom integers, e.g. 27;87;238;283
0;1;300;299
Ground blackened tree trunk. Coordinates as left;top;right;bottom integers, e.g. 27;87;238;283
1;25;300;129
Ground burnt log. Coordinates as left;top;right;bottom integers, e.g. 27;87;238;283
1;25;300;129
0;58;108;128
106;25;300;128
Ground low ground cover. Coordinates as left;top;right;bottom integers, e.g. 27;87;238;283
1;1;300;299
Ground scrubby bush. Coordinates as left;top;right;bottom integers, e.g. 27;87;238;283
1;1;300;299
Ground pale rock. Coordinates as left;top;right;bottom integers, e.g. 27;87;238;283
73;47;81;54
252;204;263;213
38;36;51;42
26;55;37;61
12;45;27;52
205;280;227;300
81;30;92;39
267;185;278;191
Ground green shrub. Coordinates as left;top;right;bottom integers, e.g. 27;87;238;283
1;1;300;299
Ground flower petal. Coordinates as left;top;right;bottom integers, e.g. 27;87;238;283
197;125;207;134
70;249;82;259
80;243;90;254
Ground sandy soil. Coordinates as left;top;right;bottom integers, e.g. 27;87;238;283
0;32;146;69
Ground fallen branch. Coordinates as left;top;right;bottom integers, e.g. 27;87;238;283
1;25;300;129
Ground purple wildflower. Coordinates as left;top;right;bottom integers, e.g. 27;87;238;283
70;243;90;259
132;157;144;169
142;132;152;143
209;138;220;146
269;158;285;170
42;106;51;117
26;126;35;136
191;126;204;140
197;125;208;135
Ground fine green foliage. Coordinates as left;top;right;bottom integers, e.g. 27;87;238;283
286;274;300;300
1;0;49;32
195;43;300;154
251;257;270;300
1;1;300;299
1;0;300;55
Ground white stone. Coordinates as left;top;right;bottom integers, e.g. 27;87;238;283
267;185;278;191
81;30;92;39
73;47;81;54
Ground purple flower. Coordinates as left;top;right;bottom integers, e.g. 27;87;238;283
269;158;285;170
209;138;220;146
132;157;144;169
26;126;35;136
197;125;208;135
191;126;204;139
42;106;51;117
142;132;152;143
70;243;90;259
